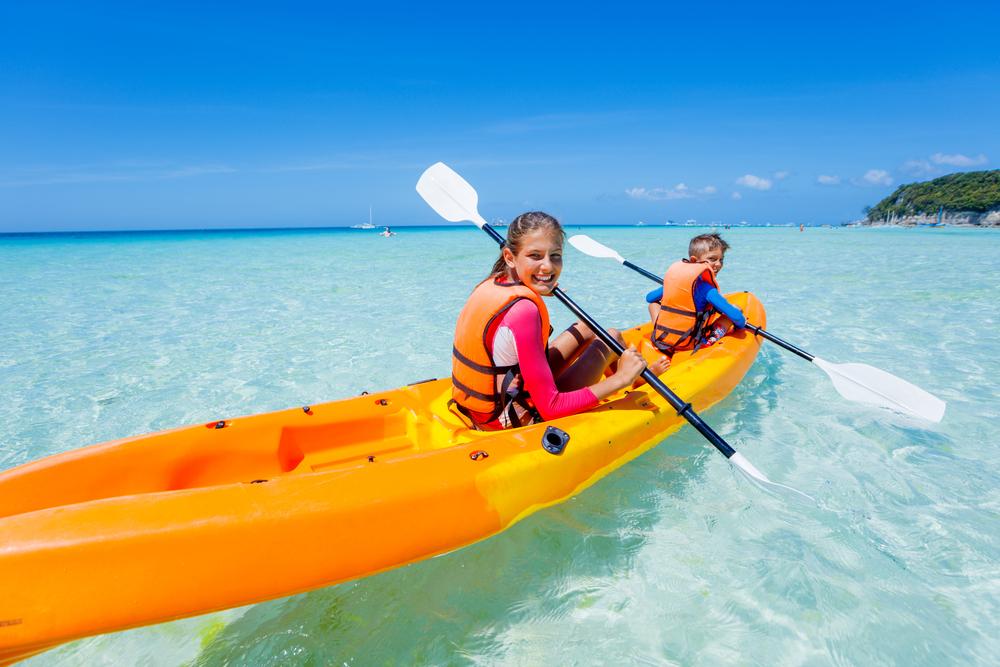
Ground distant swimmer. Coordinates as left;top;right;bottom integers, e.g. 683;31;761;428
380;226;396;237
800;224;804;232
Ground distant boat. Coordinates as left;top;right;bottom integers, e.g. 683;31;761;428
636;220;646;226
351;206;377;229
925;206;947;227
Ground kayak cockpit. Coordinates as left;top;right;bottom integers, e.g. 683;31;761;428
0;380;473;518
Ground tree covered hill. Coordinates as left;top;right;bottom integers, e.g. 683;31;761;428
866;169;1000;222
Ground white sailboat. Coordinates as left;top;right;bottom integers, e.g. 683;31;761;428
351;206;377;229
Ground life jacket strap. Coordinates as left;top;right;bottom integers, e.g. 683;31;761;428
654;323;693;337
452;346;517;375
499;367;542;428
660;305;698;317
451;374;497;403
447;399;477;429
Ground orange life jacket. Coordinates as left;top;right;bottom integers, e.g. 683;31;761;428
451;276;551;428
652;259;719;354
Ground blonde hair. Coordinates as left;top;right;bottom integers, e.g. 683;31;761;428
688;233;730;257
490;211;565;277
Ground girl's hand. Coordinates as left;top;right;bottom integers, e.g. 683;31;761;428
614;345;647;387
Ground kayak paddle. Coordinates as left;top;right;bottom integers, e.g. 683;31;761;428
568;233;946;423
416;161;807;497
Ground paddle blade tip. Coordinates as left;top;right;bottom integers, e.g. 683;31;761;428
415;162;488;228
567;234;625;263
730;452;815;503
813;358;947;424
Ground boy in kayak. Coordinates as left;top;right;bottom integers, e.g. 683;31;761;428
646;233;746;356
451;211;650;430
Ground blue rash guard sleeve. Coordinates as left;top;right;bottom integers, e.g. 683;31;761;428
700;284;747;329
645;286;663;304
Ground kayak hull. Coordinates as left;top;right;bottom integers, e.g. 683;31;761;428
0;293;765;663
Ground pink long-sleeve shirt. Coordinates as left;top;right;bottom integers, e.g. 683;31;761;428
474;298;597;428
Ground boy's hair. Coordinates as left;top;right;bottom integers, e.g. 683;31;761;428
688;233;730;257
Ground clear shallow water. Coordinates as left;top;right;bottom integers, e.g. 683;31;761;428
2;226;997;666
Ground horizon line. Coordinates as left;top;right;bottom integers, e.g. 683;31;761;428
0;222;855;237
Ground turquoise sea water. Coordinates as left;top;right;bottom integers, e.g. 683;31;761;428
2;225;998;666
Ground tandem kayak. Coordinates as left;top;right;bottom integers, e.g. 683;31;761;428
0;293;765;664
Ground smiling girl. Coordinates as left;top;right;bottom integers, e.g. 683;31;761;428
451;211;649;430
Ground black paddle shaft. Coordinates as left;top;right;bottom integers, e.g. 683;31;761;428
622;254;815;362
482;223;737;459
551;287;736;459
624;260;661;283
745;325;813;361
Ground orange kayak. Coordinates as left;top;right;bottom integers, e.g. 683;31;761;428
0;293;764;664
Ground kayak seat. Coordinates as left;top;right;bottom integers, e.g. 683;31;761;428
277;407;417;472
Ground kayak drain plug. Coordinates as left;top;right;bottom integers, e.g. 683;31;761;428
470;450;489;461
542;426;570;455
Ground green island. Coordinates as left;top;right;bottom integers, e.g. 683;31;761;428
864;169;1000;226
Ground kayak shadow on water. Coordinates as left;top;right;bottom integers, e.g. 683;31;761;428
189;434;720;664
734;346;785;425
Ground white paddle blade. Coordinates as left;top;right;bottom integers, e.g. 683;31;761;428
730;452;815;502
568;234;625;263
415;162;490;228
729;451;771;484
813;357;946;423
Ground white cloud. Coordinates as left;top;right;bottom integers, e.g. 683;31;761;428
901;159;935;176
626;182;719;201
731;191;742;200
863;169;893;186
931;152;988;167
817;174;841;186
735;174;772;190
773;171;790;180
626;185;689;200
897;152;988;179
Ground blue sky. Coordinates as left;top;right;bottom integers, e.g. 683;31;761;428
1;1;998;231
